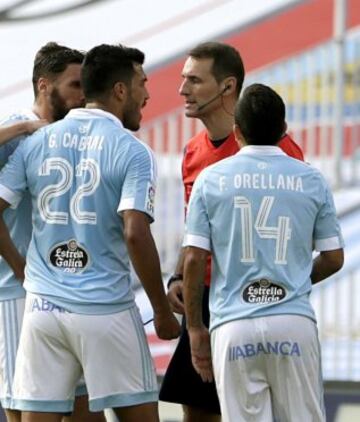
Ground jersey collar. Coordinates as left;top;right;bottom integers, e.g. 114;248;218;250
238;145;287;156
66;108;124;130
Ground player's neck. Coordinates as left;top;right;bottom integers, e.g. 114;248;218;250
201;109;234;141
86;101;123;121
32;102;53;123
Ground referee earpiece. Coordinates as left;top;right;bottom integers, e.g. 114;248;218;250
223;85;231;92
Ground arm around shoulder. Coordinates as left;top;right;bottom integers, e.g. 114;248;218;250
0;120;47;146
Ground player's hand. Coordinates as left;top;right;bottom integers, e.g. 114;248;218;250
25;119;48;134
154;307;181;340
167;280;184;314
188;326;213;383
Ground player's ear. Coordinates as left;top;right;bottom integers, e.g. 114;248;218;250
234;124;246;146
113;81;127;101
37;77;50;95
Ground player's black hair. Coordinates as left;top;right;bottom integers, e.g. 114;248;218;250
234;83;286;146
32;42;84;97
188;42;245;96
81;44;145;101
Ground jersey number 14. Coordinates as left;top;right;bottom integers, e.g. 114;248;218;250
234;195;291;265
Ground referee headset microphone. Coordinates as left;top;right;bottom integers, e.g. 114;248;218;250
197;84;231;111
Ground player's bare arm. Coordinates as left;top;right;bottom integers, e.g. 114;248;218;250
0;198;25;280
0;120;48;145
310;248;344;284
123;209;181;340
183;246;213;382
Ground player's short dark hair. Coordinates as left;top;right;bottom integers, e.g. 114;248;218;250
81;44;145;101
32;42;84;97
188;42;245;96
235;84;286;146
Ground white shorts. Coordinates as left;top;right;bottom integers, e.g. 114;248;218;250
0;297;24;409
211;314;325;422
13;293;158;413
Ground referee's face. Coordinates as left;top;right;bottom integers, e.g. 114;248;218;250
123;64;149;131
179;57;220;118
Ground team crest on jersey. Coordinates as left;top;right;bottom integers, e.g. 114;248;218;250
145;182;155;216
257;161;268;170
242;278;286;304
49;239;89;274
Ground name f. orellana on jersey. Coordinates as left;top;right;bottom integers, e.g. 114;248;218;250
184;145;344;331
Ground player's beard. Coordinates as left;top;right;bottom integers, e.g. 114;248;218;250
122;94;141;132
50;88;71;122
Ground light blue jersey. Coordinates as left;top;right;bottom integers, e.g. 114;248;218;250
184;145;344;331
0;109;157;314
0;110;37;300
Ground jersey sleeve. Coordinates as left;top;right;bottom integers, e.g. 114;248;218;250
117;142;157;222
313;179;344;251
183;172;211;251
0;141;27;209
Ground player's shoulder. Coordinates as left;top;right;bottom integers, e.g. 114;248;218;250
272;151;326;181
79;111;154;159
104;129;156;176
278;156;331;199
0;109;39;157
124;131;155;161
280;153;320;174
0;109;35;126
206;152;238;173
195;154;234;184
303;163;329;185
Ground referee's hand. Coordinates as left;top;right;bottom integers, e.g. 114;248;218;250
167;281;184;314
188;326;213;383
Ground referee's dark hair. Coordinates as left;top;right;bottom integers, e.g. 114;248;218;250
82;44;145;101
235;83;286;146
188;42;245;96
32;42;84;98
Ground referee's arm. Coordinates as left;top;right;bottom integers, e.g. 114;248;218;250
183;245;213;383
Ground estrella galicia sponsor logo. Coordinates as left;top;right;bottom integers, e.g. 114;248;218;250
49;239;89;273
228;341;301;361
242;278;286;304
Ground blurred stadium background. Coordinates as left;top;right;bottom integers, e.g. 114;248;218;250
0;0;359;420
